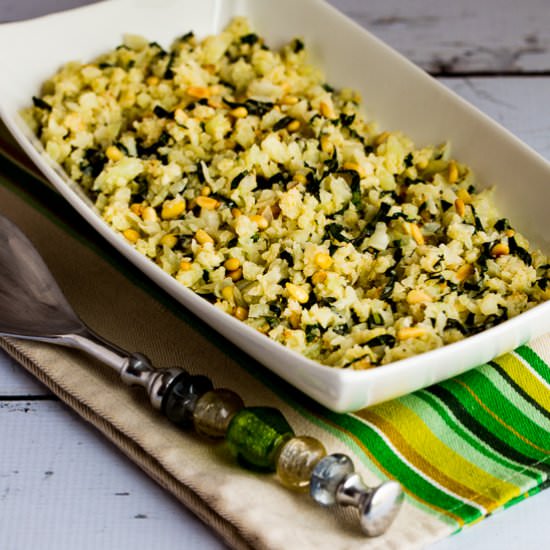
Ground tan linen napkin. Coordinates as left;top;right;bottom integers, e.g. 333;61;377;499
0;165;443;549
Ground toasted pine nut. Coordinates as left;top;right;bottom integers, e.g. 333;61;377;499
319;101;334;119
196;196;219;210
234;306;248;321
231;208;242;218
406;289;432;304
187;86;211;99
195;229;214;245
456;188;471;203
229;267;243;282
146;75;159;86
342;161;367;178
106;145;123;162
289;311;301;329
224;257;241;272
311;270;327;285
282;95;298;105
179;260;193;271
123;229;140;243
448;160;459;184
491;243;510;257
250;215;269;230
286;282;309;304
314;252;333;270
221;286;234;302
161;199;186;219
455;264;473;282
160;234;178;248
230;106;248;118
454;198;465;217
397;327;426;340
130;203;143;216
286;119;300;132
410;223;425;246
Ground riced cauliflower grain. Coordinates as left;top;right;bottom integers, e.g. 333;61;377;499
25;18;550;369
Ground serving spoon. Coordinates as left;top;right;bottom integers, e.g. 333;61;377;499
0;213;403;536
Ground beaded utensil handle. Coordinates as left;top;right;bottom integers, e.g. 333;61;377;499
0;214;403;536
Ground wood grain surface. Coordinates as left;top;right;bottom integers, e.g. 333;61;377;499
1;1;549;549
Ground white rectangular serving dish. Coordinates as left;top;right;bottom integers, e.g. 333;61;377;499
2;0;550;412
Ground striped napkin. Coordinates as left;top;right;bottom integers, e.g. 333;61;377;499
0;125;549;549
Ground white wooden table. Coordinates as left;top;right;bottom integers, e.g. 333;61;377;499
1;1;550;548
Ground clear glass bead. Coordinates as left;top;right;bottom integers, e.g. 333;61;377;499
226;407;294;471
310;453;354;506
276;436;327;490
193;388;244;439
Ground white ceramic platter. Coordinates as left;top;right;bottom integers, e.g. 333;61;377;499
2;0;550;412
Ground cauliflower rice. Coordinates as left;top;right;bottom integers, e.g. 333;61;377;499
24;18;550;369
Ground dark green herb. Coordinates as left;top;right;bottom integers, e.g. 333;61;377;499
332;324;349;335
240;33;259;45
469;205;484;231
325;223;352;243
251;233;260;242
98;62;113;69
339;113;355;127
83;148;106;178
494;218;511;232
136;131;171;157
445;319;468;334
322;83;335;93
180;31;195;41
537;277;550;291
509;236;532;265
163;51;176;79
114;141;130;156
440;199;453;211
366;334;396;348
367;312;384;328
196;162;206;184
305;324;322;342
404;152;414;167
324;150;339;172
273;116;294;131
222;98;273;116
153;105;174;119
292;38;305;53
269;303;282;316
32;96;52;111
230;171;248;189
280;250;294;267
264;316;279;329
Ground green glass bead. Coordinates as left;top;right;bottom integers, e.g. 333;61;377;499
226;407;294;471
193;388;244;439
276;436;327;490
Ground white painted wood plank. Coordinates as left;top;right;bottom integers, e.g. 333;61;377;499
0;348;51;395
0;399;226;550
1;0;550;72
440;77;550;160
328;0;550;73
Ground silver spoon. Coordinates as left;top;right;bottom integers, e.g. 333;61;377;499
0;214;403;536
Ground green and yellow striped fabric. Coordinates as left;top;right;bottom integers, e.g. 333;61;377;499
302;349;550;530
0;126;548;541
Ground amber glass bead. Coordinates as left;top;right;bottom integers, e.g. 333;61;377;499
276;436;327;490
193;388;244;439
226;407;294;471
161;372;213;428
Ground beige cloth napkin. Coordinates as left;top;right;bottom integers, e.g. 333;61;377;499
0;169;446;549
